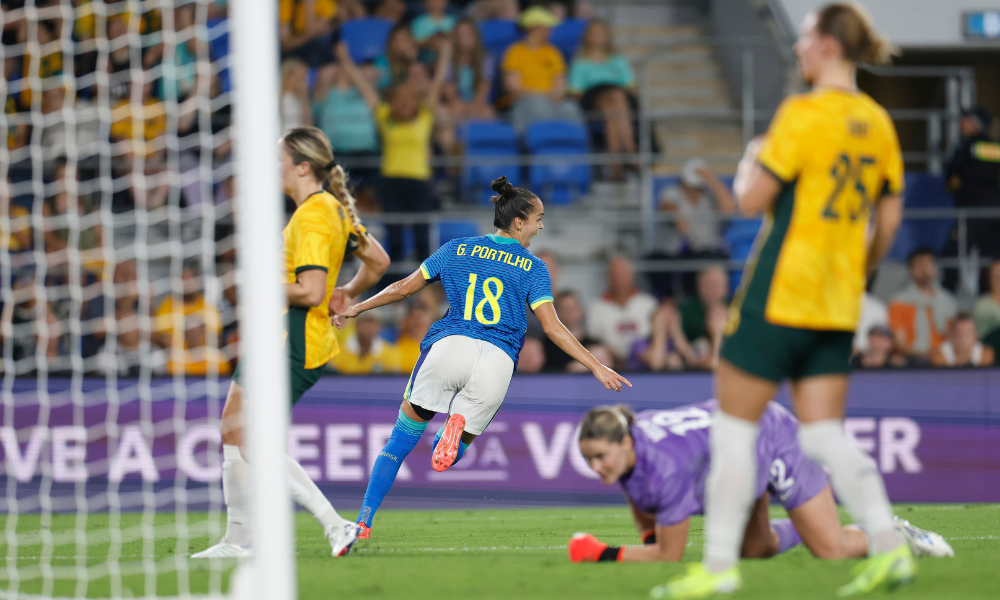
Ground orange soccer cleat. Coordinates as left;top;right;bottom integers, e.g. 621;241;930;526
357;522;371;540
431;414;466;472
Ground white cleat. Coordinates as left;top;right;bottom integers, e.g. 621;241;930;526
326;522;361;557
894;516;954;557
191;541;252;559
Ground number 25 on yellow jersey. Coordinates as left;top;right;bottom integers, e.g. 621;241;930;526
822;153;876;222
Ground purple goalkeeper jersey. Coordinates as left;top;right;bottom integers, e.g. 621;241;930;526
619;400;828;527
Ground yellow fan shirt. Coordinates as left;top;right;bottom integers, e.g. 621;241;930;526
284;190;366;369
746;88;904;331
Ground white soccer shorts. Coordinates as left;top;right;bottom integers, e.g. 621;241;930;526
404;335;515;435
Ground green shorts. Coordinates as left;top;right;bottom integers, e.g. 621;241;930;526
719;310;854;383
231;306;324;405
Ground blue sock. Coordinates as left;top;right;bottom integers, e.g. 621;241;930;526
431;426;469;466
357;410;428;527
771;519;802;554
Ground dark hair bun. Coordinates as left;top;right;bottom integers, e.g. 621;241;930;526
490;176;514;201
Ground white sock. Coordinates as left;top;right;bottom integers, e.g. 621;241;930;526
285;455;349;530
798;420;900;554
703;410;760;573
222;444;253;546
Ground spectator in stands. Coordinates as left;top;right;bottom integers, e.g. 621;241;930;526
630;301;694;372
548;0;593;19
851;325;912;370
2;177;31;253
42;158;104;278
543;290;597;372
889;247;957;360
3;271;64;363
374;0;408;24
854;287;889;353
930;313;995;368
376;24;421;90
501;6;584;134
679;265;729;343
312;61;380;201
339;39;450;262
658;158;737;258
109;80;167;158
39;86;101;165
330;311;403;374
436;19;497;156
973;260;1000;340
690;300;728;369
568;19;636;180
467;0;519;20
279;0;338;66
517;336;547;373
945;106;1000;278
412;0;456;47
166;313;234;376
587;256;657;365
397;302;433;372
151;263;223;353
280;58;312;132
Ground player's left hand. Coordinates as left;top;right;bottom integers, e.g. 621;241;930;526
568;532;608;563
328;287;353;317
594;365;632;392
331;305;360;329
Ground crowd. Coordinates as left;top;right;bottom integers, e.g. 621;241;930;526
2;0;999;378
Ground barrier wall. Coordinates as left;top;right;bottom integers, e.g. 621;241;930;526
2;370;999;511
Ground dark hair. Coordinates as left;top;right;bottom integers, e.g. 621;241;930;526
954;311;974;324
815;3;897;65
490;176;538;232
906;246;936;266
578;405;635;444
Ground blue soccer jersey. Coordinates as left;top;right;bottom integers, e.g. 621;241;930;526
418;234;553;365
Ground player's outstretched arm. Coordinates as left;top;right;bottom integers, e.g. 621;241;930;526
329;235;391;316
331;269;428;328
534;302;631;392
567;519;689;564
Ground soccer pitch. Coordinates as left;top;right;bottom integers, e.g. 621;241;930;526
3;504;997;599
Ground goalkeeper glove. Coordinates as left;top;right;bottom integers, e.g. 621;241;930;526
568;532;624;563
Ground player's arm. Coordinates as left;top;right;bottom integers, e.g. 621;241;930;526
329;235;391;316
732;136;782;216
627;495;656;539
332;269;428;328
568;518;690;564
534;302;632;392
866;194;902;275
287;269;327;307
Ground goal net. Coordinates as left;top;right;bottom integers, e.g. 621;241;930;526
1;0;291;598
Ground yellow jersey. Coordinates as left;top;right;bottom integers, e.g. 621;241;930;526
284;190;366;369
735;88;903;332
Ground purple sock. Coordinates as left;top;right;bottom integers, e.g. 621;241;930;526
772;519;802;554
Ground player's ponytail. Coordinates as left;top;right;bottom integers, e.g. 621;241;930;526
816;2;897;66
490;175;538;233
282;126;367;243
579;405;635;445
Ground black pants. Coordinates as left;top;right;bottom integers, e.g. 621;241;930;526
380;177;437;262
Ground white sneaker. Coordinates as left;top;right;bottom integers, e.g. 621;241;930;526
894;516;954;557
191;540;252;559
326;522;361;557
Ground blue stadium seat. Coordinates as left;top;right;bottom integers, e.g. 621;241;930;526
887;173;953;261
724;218;762;291
208;18;230;93
550;18;588;61
478;19;521;61
460;120;521;203
438;220;480;244
525;120;591;205
341;18;393;63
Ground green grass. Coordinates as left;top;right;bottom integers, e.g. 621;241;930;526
2;504;998;598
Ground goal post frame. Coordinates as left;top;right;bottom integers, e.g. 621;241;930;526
229;0;296;598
